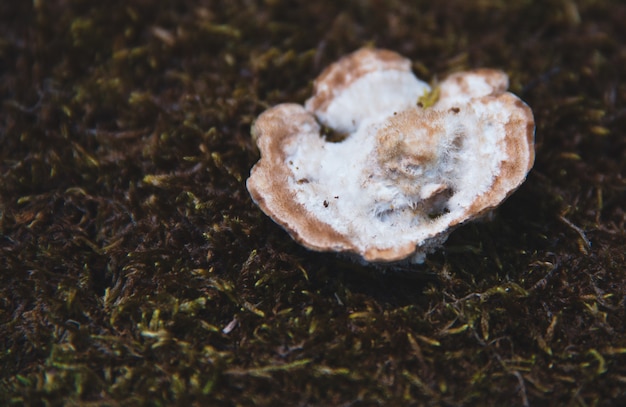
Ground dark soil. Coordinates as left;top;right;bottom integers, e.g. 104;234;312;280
1;0;625;405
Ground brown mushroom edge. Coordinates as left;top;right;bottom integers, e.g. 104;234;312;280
306;48;413;115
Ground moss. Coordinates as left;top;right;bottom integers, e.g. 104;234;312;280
1;0;626;405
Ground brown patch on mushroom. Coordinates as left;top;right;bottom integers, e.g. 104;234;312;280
362;242;419;263
473;68;509;93
376;108;445;183
439;69;509;102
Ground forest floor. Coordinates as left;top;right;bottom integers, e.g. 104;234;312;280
1;1;625;405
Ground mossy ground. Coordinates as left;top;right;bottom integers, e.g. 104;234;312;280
1;0;625;405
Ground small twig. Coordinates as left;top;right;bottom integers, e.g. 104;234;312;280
513;370;530;407
558;215;592;252
529;259;560;292
494;353;530;407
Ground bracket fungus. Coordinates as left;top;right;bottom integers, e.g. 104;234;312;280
247;48;535;263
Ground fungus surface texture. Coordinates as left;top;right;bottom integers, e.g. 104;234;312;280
247;48;535;263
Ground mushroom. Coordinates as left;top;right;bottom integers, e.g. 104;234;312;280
247;48;535;263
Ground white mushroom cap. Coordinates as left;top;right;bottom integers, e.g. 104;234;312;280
247;48;535;263
305;48;431;133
